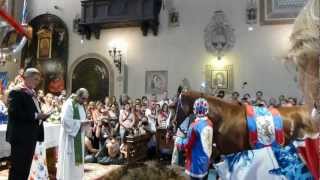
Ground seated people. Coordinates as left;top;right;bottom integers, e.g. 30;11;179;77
137;116;151;135
84;123;100;163
106;103;119;132
96;134;123;165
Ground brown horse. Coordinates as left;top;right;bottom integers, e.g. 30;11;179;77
174;91;318;155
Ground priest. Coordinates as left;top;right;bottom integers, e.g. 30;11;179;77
56;88;90;180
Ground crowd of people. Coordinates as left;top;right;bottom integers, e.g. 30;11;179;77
2;68;310;180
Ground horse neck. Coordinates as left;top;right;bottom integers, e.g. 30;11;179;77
206;96;244;119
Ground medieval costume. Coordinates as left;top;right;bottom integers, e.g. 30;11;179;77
176;98;213;179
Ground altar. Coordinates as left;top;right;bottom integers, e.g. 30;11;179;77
0;123;61;160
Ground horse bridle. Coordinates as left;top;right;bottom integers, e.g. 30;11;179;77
175;93;188;118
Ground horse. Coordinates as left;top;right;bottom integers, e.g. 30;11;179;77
173;90;319;155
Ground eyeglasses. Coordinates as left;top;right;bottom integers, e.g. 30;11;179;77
80;97;88;101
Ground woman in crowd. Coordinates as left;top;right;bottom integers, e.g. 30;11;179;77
157;103;169;129
119;102;135;143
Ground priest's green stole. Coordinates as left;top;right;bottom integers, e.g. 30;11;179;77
72;100;83;165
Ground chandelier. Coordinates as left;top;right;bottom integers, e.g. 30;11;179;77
108;47;122;73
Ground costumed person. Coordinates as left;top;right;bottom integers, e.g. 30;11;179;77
176;98;213;180
56;88;90;180
6;68;50;180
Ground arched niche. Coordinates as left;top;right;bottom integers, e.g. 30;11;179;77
68;53;115;100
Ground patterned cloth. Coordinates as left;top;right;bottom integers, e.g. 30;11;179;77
270;144;313;180
215;147;285;180
294;136;320;179
246;105;285;148
28;142;49;180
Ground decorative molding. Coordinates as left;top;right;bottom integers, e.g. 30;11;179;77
204;10;235;59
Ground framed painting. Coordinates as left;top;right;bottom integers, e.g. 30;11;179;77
260;0;308;25
145;71;168;94
37;28;52;59
205;65;233;92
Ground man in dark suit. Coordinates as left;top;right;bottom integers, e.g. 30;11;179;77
6;68;50;180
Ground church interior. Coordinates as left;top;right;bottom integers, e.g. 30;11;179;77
0;0;319;179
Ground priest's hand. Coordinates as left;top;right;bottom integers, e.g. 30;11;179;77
81;120;91;126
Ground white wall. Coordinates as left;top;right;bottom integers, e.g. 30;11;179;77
28;0;301;100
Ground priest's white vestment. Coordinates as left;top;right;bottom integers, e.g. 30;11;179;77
56;98;86;180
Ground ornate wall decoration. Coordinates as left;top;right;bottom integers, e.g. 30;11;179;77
260;0;308;25
204;10;235;59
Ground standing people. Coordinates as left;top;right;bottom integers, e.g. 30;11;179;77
6;68;50;180
56;88;90;180
176;98;213;180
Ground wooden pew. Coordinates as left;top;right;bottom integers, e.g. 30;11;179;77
126;134;151;164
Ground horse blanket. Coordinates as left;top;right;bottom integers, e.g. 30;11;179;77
246;105;285;148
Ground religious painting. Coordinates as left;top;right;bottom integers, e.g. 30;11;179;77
145;71;168;94
205;65;233;92
212;70;228;89
260;0;308;25
168;8;180;27
37;28;52;59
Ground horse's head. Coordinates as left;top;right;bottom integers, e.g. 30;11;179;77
173;91;204;127
173;90;241;128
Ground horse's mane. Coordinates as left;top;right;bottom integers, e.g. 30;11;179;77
182;91;242;110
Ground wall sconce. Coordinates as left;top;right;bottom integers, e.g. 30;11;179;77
246;0;257;25
108;47;122;73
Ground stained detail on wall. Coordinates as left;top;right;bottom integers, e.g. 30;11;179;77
204;10;235;59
